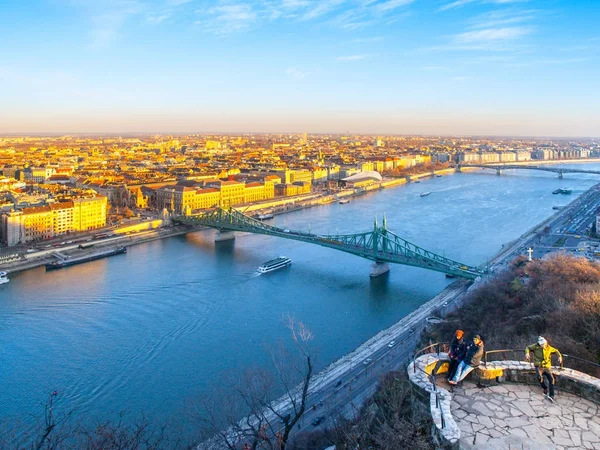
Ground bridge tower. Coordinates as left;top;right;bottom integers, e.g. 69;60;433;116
370;215;390;278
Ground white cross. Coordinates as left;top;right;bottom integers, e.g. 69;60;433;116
527;247;533;261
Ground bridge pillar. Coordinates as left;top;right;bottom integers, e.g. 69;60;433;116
215;231;235;242
496;169;502;176
370;262;390;278
558;172;563;179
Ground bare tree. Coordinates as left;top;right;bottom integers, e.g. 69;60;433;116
0;392;186;450
194;315;315;450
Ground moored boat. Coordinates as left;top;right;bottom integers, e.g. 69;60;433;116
258;256;291;273
0;271;9;284
338;199;350;204
257;212;274;220
420;192;431;197
45;246;127;270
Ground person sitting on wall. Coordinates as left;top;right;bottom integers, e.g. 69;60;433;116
525;336;563;402
449;334;484;385
447;329;466;381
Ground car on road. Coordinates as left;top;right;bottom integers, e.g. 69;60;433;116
334;380;342;388
311;416;325;427
408;328;416;335
363;358;373;366
388;340;396;348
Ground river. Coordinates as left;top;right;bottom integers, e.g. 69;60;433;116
2;163;599;441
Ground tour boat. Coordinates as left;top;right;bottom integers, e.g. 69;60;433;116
338;199;350;204
0;271;9;284
420;192;431;197
258;256;292;274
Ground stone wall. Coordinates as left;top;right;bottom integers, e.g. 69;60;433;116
408;353;459;449
408;353;600;449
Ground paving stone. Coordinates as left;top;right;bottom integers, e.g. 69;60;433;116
510;407;524;416
453;409;467;419
570;430;582;447
465;414;478;423
521;424;554;444
505;416;531;428
539;416;564;430
582;431;600;443
575;416;589;430
515;400;538;417
478;415;494;429
552;436;574;447
471;401;495;417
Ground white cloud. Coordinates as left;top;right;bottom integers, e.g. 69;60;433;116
285;67;310;79
438;0;529;12
373;0;413;13
454;26;530;43
198;3;257;33
147;13;171;24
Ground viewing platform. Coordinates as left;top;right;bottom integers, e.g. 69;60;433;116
408;348;600;449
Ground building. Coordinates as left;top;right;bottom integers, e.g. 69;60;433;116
72;195;107;231
341;171;382;188
205;180;245;207
51;201;74;235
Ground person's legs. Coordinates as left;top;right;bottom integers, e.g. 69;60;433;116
447;359;459;380
454;365;475;383
536;367;548;394
544;369;555;397
451;361;467;383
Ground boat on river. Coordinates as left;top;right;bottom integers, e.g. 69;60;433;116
0;271;9;284
553;188;572;195
338;199;350;204
420;192;431;197
258;256;291;274
45;246;127;270
256;212;274;220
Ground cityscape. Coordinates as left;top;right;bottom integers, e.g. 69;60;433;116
2;0;600;449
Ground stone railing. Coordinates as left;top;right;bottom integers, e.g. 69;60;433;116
408;352;459;449
408;352;600;449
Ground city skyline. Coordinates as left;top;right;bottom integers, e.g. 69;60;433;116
1;0;599;136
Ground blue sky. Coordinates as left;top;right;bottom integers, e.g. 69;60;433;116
0;0;599;136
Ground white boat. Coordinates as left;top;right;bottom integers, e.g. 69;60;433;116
256;212;274;220
338;199;350;204
414;180;421;183
420;192;431;197
258;256;292;273
0;271;9;284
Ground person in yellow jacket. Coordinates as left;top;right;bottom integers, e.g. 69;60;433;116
525;336;563;401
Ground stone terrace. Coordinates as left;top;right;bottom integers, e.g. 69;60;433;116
448;381;600;450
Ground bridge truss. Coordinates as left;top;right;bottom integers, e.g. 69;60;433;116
176;208;485;279
460;164;600;177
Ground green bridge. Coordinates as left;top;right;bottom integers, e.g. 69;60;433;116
175;208;485;279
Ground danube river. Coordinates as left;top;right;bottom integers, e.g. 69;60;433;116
2;164;600;439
